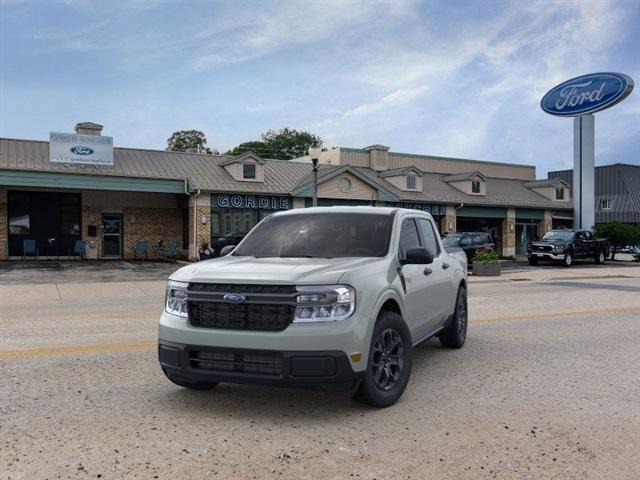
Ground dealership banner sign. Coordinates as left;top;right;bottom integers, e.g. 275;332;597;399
392;202;447;215
49;132;114;165
213;193;290;210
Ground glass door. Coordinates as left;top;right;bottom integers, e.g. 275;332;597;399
102;214;123;259
516;223;539;257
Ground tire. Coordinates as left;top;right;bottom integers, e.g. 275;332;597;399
594;250;606;264
528;256;539;266
352;311;412;408
163;370;218;391
562;253;573;267
439;285;468;349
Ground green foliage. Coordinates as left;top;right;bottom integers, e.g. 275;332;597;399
474;251;499;263
593;222;640;260
225;141;270;157
226;128;322;160
167;130;217;154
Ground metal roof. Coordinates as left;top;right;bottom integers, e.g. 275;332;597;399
1;137;573;210
443;171;486;182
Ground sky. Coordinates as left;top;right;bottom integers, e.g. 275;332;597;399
1;0;638;177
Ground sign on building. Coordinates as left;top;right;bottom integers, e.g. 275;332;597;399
49;132;114;166
213;193;290;210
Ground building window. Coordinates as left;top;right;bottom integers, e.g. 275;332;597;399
471;180;481;194
406;174;417;190
600;199;612;210
555;188;564;200
243;163;256;179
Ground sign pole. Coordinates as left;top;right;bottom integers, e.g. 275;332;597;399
573;114;595;229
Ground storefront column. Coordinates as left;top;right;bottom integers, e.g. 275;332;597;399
502;208;516;257
539;210;553;237
292;197;306;209
0;188;7;260
440;205;457;234
81;204;102;259
189;193;212;261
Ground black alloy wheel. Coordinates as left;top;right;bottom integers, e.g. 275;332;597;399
371;328;405;391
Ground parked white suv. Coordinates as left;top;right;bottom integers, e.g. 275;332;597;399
159;207;468;407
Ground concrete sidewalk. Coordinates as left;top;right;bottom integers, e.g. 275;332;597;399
470;262;640;283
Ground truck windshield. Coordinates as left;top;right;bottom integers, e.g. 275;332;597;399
542;231;574;241
233;212;393;258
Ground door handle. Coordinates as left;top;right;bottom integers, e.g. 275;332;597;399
442;262;450;270
423;267;432;276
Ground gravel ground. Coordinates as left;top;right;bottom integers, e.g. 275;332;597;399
1;270;639;479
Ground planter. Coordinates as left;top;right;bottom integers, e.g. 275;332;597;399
472;260;501;276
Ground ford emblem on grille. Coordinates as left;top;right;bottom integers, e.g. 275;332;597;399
223;293;246;304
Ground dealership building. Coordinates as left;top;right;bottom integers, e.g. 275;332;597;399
0;123;575;261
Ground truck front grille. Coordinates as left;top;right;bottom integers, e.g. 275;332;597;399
187;302;295;331
534;244;553;252
189;348;283;376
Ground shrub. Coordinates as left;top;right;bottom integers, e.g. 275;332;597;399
594;222;640;260
474;251;499;263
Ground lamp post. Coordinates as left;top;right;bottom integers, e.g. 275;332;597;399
308;144;321;207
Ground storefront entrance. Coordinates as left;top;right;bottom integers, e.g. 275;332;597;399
516;223;539;257
102;213;123;259
7;190;81;258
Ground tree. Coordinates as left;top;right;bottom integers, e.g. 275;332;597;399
594;222;640;260
226;128;322;160
167;130;217;154
225;141;269;157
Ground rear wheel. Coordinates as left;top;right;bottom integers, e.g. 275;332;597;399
439;285;468;349
595;250;606;264
562;253;573;267
352;311;412;408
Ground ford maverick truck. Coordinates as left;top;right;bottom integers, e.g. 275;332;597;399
527;229;609;267
159;207;468;407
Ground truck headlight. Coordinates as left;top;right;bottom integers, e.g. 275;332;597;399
166;280;188;317
555;245;565;253
294;285;355;322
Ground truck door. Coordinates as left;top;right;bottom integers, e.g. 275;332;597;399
574;232;587;258
398;218;435;339
416;218;454;336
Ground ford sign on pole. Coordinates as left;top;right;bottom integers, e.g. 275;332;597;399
541;72;634;116
49;132;114;166
541;72;634;230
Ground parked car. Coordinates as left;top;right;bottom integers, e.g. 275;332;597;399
527;230;609;267
442;232;495;263
159;207;468;407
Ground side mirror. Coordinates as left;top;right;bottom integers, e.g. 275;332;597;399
401;247;434;265
220;245;235;256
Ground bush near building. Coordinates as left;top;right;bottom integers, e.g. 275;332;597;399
594;222;640;260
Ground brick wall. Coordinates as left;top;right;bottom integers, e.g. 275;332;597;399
123;207;183;260
501;208;516;257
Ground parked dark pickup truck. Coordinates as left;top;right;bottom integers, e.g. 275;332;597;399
528;230;609;267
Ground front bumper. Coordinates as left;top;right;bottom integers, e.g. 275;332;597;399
528;251;564;261
159;340;363;392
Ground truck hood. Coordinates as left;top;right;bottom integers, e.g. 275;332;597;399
169;256;379;285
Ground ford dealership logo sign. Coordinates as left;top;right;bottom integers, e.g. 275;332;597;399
541;72;634;116
223;293;246;304
70;146;95;155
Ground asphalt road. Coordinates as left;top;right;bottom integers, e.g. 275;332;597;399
1;269;639;479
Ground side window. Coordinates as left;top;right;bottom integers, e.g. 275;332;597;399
575;232;584;241
398;218;422;260
416;218;441;256
472;234;484;246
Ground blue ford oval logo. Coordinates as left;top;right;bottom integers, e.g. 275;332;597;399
70;146;95;155
223;293;246;304
541;72;634;117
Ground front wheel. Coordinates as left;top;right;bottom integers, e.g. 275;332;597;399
439;285;468;349
352;311;412;408
528;256;539;265
562;253;573;267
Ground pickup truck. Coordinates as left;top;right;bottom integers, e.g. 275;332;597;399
527;229;609;267
159;207;468;407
